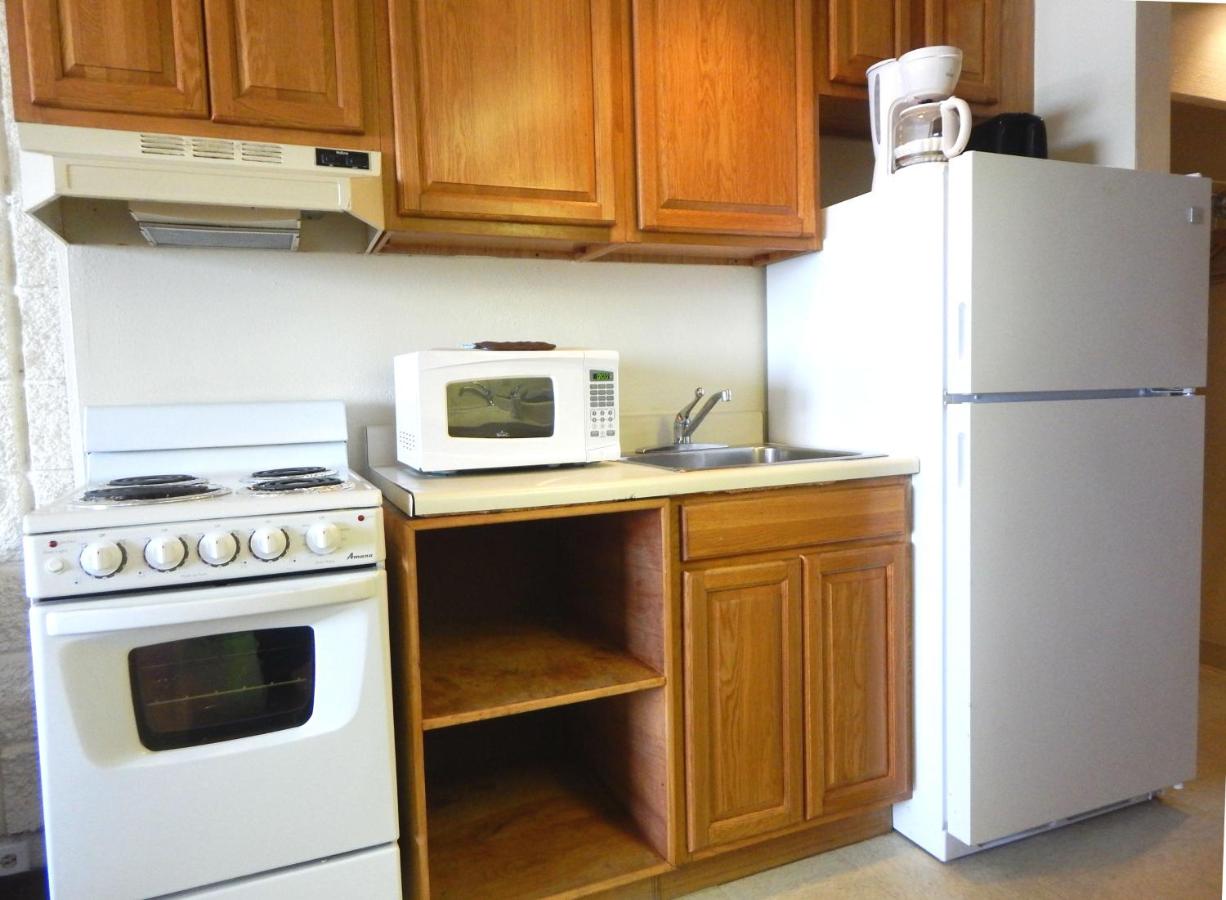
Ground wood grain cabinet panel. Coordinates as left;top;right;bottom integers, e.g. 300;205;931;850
18;0;208;117
825;0;910;87
925;0;1002;105
203;0;366;133
684;559;805;852
632;0;816;238
804;544;910;819
389;0;619;225
681;482;908;562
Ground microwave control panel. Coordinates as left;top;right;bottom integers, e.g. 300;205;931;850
588;369;618;440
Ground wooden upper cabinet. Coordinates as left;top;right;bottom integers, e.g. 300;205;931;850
925;0;1002;105
203;0;366;133
804;544;910;819
632;0;816;238
18;0;208;117
824;0;910;88
684;559;805;852
389;0;619;225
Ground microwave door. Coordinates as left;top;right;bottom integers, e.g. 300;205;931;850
445;377;557;439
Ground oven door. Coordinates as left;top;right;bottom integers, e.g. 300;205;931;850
30;569;398;900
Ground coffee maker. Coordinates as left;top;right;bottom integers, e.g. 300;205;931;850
866;46;971;189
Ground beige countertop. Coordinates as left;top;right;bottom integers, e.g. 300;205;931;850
364;425;919;517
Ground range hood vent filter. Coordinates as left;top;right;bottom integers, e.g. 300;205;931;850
137;223;300;251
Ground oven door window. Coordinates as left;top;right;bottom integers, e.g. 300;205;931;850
445;377;555;438
128;627;315;751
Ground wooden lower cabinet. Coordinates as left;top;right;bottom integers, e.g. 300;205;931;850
805;543;910;819
683;560;805;852
681;480;912;856
386;477;911;898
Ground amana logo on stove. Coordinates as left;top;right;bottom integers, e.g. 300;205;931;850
346;551;374;560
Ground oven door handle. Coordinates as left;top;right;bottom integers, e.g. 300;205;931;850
42;569;384;636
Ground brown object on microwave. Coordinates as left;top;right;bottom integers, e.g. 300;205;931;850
470;341;557;351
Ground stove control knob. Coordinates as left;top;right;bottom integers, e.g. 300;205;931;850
250;527;289;562
80;541;125;578
305;522;342;555
144;536;187;571
198;531;239;567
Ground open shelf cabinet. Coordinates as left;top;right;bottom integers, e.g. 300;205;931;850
385;500;676;899
425;700;672;899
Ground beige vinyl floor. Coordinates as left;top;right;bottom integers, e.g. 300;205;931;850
686;665;1226;899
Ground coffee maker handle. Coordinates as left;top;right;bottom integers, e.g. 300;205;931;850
940;97;972;159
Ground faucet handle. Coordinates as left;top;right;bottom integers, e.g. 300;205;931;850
677;387;705;421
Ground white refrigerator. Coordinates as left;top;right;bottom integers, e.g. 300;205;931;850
766;152;1210;861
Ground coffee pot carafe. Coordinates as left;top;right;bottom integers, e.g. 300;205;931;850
892;97;972;170
867;45;969;188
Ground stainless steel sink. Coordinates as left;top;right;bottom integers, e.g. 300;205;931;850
622;443;881;472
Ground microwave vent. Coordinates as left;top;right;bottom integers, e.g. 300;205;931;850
398;430;418;454
138;133;189;158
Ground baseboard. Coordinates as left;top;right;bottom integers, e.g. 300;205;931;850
1200;639;1226;670
591;808;892;899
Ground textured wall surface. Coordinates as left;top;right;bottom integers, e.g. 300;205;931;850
0;0;72;858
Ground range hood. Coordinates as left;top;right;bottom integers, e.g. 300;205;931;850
17;123;385;252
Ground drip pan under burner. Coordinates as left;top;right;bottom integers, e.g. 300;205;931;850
108;474;203;487
248;477;345;494
249;466;337;480
77;483;229;506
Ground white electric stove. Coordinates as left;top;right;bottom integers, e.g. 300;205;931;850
24;401;401;900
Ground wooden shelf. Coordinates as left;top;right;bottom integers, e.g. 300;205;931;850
427;762;671;900
420;620;666;730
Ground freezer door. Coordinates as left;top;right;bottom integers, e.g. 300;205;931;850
946;153;1210;394
944;395;1202;846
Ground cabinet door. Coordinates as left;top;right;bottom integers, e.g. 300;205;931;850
19;0;208;117
684;559;804;852
925;0;1002;105
632;0;816;237
825;0;911;88
390;0;619;225
805;544;910;819
203;0;366;133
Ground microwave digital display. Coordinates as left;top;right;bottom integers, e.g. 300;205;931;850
445;378;556;439
590;370;614;382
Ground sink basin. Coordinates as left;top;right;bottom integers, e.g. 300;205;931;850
622;444;881;472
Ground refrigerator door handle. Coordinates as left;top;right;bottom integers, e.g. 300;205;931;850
957;302;967;361
957;430;967;486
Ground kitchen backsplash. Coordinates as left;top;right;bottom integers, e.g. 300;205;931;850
65;248;769;470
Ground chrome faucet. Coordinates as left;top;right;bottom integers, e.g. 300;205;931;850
674;387;733;445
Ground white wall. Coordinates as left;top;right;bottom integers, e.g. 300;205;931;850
1171;3;1226;109
1034;0;1170;171
67;249;767;462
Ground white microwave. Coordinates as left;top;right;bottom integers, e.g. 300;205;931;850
394;349;621;473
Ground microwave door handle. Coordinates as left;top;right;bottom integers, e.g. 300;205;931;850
43;569;382;637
